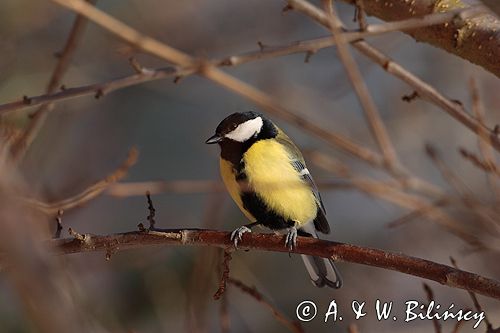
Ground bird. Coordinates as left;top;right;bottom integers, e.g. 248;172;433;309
206;111;342;289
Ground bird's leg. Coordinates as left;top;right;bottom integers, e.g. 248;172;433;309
230;222;260;249
285;224;298;251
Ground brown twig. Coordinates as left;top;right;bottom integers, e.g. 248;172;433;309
108;180;225;196
219;291;230;333
469;77;499;200
320;0;401;169
3;4;498;161
459;148;499;177
309;151;484;249
0;0;494;165
450;257;494;331
338;0;500;78
425;144;474;197
386;198;449;228
50;0;396;171
0;66;184;115
353;0;367;30
285;0;500;153
107;180;353;197
185;192;226;332
425;144;500;234
422;283;442;333
145;192;156;230
402;91;419;102
0;6;486;117
10;0;97;162
24;147;138;215
54;209;64;239
213;249;232;300
50;229;500;300
228;278;304;333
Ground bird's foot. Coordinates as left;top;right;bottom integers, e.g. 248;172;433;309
230;225;252;249
285;226;298;251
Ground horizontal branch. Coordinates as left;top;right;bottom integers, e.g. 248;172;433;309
0;6;485;115
287;0;500;152
0;67;181;114
51;228;500;300
340;0;500;78
2;3;498;158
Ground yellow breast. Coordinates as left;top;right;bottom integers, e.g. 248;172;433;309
219;158;256;221
243;140;317;225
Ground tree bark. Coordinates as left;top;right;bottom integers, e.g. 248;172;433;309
342;0;500;78
50;228;500;300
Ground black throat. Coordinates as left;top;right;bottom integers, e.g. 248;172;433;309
219;117;278;166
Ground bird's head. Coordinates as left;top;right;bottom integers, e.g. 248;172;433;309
206;111;271;145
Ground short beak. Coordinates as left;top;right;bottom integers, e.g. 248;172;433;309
205;134;223;144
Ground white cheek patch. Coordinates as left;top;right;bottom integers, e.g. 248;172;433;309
225;117;263;142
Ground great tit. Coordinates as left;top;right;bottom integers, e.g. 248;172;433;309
206;111;342;289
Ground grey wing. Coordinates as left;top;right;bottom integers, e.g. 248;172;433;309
291;159;330;234
290;159;326;215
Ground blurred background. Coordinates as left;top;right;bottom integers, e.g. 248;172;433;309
0;0;499;332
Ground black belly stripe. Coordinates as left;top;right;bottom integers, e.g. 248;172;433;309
235;160;247;181
240;191;295;230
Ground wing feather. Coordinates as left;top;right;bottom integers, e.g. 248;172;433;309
274;130;330;233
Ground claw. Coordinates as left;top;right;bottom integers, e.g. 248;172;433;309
230;225;252;249
285;226;298;251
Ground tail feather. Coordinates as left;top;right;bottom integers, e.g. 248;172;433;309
299;223;342;289
301;255;342;288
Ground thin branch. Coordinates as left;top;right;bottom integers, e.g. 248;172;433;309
459;148;499;177
450;257;494;331
2;5;498;159
106;180;353;197
51;0;391;170
213;250;232;300
219;292;230;333
1;7;495;158
25;147;138;215
425;145;475;197
10;0;97;161
425;144;500;233
0;4;482;115
137;191;157;231
186;192;226;332
386;198;449;228
0;6;485;116
285;0;500;153
228;278;304;333
423;283;442;333
0;66;186;115
339;0;500;78
469;77;499;200
363;4;487;35
49;228;500;300
308;150;484;248
319;0;400;169
146;192;156;229
353;0;367;30
108;180;224;197
54;209;64;239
